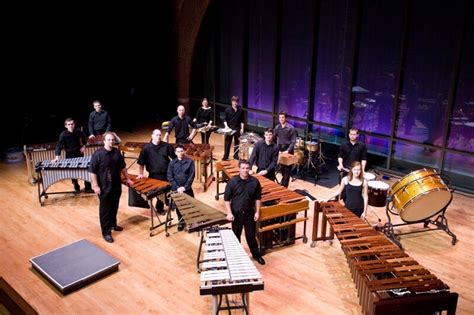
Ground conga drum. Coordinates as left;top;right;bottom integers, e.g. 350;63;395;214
389;169;451;222
368;181;389;207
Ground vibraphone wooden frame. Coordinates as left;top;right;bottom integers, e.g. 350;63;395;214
169;192;229;271
215;160;309;254
119;142;215;191
125;174;173;237
313;201;458;315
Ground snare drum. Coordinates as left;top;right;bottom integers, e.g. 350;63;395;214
305;141;319;152
389;169;451;222
364;172;376;181
295;137;305;150
368;181;389;207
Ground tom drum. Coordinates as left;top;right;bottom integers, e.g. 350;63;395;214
389;169;451;222
305;141;319;152
368;181;389;207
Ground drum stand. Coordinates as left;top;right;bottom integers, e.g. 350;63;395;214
302;150;319;183
378;197;457;249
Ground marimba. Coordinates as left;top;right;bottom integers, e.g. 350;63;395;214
200;228;264;315
24;138;103;184
314;202;458;315
124;174;171;236
35;156;92;205
119;142;215;191
215;160;309;254
170;192;229;270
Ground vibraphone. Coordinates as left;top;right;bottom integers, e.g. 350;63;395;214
215;160;309;254
124;174;172;236
24;137;103;184
314;201;458;315
170;192;229;270
35;156;92;205
200;228;264;314
119;142;215;191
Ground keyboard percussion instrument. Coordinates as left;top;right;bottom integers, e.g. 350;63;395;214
312;201;458;315
35;156;92;205
124;174;172;236
215;160;309;254
200;228;264;314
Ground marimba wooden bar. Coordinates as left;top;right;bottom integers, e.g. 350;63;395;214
316;201;458;315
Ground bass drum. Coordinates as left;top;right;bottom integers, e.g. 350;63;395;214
389;169;451;223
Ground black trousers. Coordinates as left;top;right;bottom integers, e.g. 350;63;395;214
200;130;213;144
232;210;260;258
224;133;240;160
99;191;121;236
280;165;292;187
66;152;91;190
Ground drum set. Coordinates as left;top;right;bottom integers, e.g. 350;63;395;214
363;168;457;248
294;137;327;181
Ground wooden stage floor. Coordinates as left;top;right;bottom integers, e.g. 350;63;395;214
0;127;473;314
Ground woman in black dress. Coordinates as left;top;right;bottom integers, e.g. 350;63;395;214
323;161;368;217
193;98;213;144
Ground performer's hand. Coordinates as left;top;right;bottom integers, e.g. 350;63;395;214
93;186;101;195
337;165;343;171
240;128;244;135
88;135;95;139
80;145;86;154
136;174;144;179
249;170;253;175
126;179;134;186
254;212;260;221
226;213;234;222
177;187;186;193
258;170;268;176
52;157;59;163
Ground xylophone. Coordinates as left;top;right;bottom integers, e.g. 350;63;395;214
314;201;458;315
200;228;264;314
24;138;103;184
124;174;171;236
170;192;229;271
119;142;215;191
35;156;92;205
215;160;309;254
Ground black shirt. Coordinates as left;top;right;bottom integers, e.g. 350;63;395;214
167;157;195;191
249;140;279;173
88;110;111;136
224;175;261;213
195;107;213;125
55;128;86;158
88;147;126;194
224;106;244;130
168;115;196;142
273;123;297;153
338;141;368;168
137;141;176;176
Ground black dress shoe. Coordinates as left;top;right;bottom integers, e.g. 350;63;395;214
177;223;186;231
254;256;266;265
113;226;124;231
104;234;114;243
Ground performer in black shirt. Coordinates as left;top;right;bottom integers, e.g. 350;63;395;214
167;144;195;231
249;128;279;181
223;96;245;160
53;118;92;192
193;98;213;144
163;105;197;144
224;160;266;265
337;128;368;173
137;129;176;214
273;111;297;187
88;100;111;138
89;132;133;243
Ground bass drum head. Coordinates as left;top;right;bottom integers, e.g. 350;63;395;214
399;189;452;222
